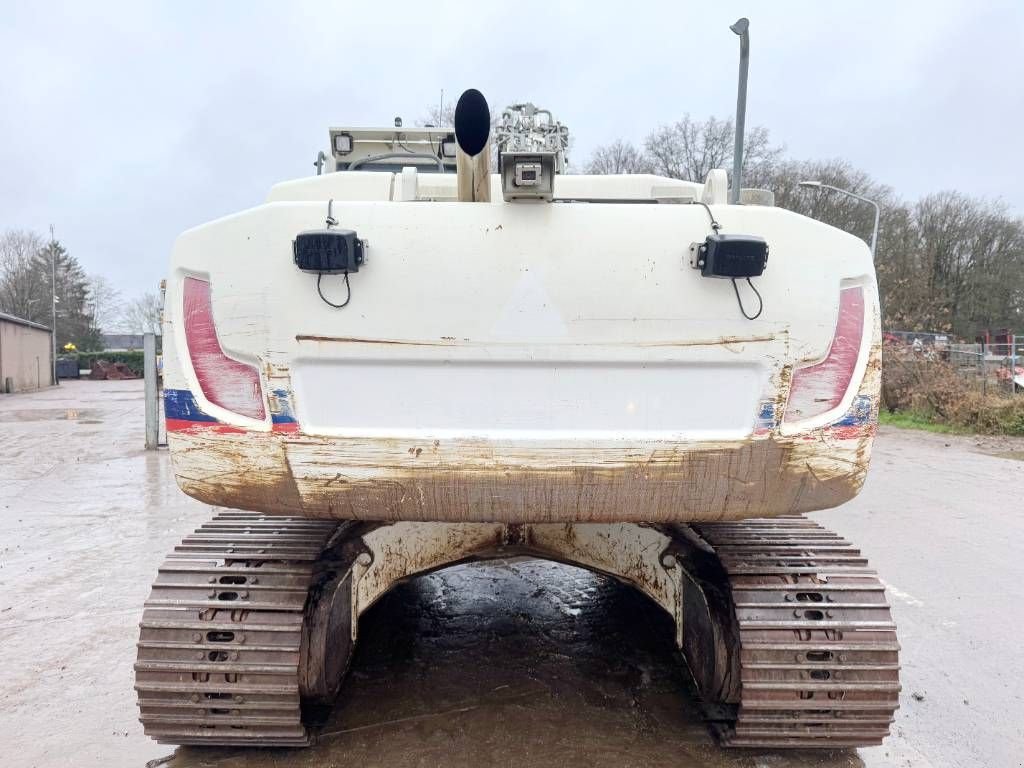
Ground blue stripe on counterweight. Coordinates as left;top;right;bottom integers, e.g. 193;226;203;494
270;389;297;424
164;388;218;422
833;395;874;426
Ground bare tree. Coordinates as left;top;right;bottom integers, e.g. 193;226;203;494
122;292;162;334
419;100;455;128
0;229;47;322
771;160;1024;336
87;274;122;333
772;159;896;246
585;139;651;174
909;193;1024;336
642;115;782;186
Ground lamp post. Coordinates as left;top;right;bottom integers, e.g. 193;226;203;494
729;18;750;204
798;181;881;257
48;224;58;386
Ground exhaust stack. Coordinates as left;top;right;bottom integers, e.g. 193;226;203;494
454;89;491;202
730;17;750;205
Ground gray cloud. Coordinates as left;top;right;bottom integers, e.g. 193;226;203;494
1;0;1021;299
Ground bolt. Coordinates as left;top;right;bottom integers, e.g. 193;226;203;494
192;633;202;643
191;694;200;703
196;652;205;660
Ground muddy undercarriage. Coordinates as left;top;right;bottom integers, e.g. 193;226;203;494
135;513;899;749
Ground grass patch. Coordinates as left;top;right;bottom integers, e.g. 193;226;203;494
878;410;969;434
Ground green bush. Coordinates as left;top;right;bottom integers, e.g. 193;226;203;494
74;350;145;376
882;354;1024;436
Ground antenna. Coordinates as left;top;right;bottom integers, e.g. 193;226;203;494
730;17;750;205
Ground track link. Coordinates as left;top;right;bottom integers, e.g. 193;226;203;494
692;516;901;748
135;512;346;746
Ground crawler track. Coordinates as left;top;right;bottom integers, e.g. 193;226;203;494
692;517;901;748
136;512;899;750
134;512;345;746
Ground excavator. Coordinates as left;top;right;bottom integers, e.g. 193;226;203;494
135;20;899;751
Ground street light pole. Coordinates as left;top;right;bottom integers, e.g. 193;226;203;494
730;18;750;205
48;224;58;386
798;181;881;257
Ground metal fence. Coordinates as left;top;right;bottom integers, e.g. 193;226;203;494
886;332;1023;396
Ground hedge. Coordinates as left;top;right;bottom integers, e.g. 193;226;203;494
73;350;145;376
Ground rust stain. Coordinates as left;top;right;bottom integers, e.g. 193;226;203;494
169;429;306;515
295;335;451;346
170;428;865;525
774;363;794;417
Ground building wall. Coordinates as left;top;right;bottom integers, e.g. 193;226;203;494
0;320;52;392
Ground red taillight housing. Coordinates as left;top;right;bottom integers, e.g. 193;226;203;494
182;277;265;420
784;286;865;424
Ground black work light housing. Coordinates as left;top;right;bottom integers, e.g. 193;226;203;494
293;229;364;274
693;234;768;278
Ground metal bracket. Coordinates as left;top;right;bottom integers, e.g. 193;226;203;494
689;242;708;270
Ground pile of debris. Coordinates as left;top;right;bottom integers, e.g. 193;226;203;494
88;360;139;380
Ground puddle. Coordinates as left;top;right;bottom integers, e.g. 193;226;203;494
0;408;102;423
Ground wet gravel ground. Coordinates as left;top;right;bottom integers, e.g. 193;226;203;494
2;380;1023;768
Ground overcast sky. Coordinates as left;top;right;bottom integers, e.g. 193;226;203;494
2;1;1022;300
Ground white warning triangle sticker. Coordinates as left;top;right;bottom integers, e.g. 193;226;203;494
490;270;568;340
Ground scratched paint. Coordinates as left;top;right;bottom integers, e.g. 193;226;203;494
182;277;265;420
786;285;866;422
